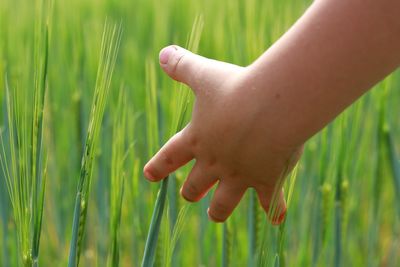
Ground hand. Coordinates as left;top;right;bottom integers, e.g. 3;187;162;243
144;45;303;224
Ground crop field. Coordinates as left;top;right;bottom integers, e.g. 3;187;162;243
0;0;400;266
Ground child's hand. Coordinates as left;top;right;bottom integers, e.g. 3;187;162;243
143;45;302;224
144;0;400;224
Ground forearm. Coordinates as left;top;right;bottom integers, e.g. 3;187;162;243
246;0;400;147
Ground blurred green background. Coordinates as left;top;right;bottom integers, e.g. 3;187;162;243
1;0;400;266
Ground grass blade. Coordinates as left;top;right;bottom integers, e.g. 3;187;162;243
107;88;128;267
141;179;169;267
248;189;260;267
68;21;122;267
0;2;49;264
222;222;231;267
384;125;400;216
141;14;204;267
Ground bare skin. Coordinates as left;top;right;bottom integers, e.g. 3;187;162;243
144;0;400;223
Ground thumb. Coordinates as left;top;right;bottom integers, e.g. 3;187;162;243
159;45;207;88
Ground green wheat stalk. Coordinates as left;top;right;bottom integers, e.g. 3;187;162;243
384;127;400;216
277;165;299;267
0;20;49;267
222;221;232;267
68;21;122;267
106;88;128;267
248;188;261;267
163;205;189;267
141;14;204;267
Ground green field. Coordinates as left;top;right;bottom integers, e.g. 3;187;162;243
1;0;400;266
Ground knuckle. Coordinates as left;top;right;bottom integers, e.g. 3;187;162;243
160;150;173;166
178;128;190;141
207;156;217;167
181;128;198;149
170;52;185;75
188;135;198;148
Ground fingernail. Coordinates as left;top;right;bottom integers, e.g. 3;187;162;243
272;208;287;225
144;169;157;181
207;208;224;223
278;210;286;222
207;208;215;221
159;46;175;65
179;187;188;200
